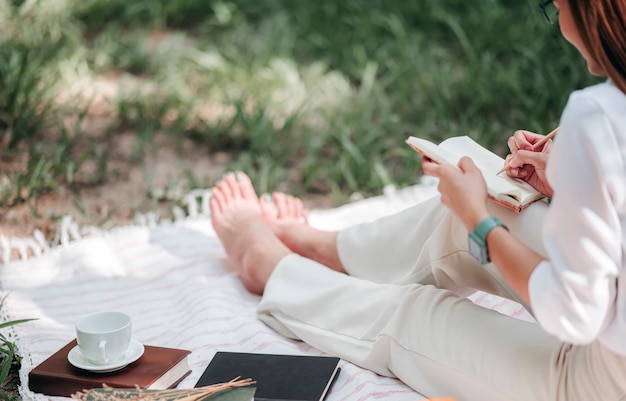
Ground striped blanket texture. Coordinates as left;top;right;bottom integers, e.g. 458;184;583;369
0;182;533;401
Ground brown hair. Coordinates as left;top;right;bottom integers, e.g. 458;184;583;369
568;0;626;93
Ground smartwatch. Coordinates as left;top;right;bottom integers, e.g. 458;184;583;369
468;216;508;264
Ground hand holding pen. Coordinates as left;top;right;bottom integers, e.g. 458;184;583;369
497;127;558;175
497;127;558;199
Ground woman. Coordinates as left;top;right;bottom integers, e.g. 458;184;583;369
209;0;626;399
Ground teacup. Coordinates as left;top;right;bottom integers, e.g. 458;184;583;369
75;311;132;365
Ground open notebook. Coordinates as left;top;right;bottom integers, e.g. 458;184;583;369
406;135;546;212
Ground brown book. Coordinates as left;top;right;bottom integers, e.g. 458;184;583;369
28;340;191;397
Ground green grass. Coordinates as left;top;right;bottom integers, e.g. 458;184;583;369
0;0;599;210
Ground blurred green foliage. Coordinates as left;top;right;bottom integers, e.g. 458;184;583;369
0;0;599;206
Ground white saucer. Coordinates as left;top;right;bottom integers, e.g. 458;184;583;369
68;339;145;373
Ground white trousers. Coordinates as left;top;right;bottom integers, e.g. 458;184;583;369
257;196;626;401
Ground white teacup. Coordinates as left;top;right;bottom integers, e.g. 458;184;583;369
75;311;132;365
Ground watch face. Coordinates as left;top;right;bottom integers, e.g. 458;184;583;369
468;236;484;263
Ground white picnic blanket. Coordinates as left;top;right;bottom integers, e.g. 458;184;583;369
0;182;533;401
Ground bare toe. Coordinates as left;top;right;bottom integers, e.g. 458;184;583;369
286;195;298;217
274;192;308;223
259;193;278;220
219;171;258;200
235;171;258;199
210;187;226;215
215;179;234;201
273;192;289;219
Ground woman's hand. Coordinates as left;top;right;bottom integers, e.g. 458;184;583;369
504;130;554;198
422;157;490;232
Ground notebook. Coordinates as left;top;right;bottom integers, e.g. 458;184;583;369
195;352;341;401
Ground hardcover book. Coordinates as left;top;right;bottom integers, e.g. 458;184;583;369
406;135;546;213
28;340;191;397
195;352;341;401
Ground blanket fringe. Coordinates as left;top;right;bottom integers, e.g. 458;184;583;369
0;188;214;265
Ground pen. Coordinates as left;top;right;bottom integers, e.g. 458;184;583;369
496;127;559;175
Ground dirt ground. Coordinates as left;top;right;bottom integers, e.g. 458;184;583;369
0;127;335;243
1;132;221;238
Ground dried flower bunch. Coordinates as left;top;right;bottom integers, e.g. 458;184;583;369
71;377;255;401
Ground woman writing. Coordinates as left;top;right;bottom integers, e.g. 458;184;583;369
209;0;626;399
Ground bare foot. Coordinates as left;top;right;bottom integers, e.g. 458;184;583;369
210;172;292;295
260;192;346;274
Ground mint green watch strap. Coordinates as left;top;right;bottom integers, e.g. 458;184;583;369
468;216;508;263
470;216;508;246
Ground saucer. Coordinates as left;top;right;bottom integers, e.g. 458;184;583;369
68;339;145;373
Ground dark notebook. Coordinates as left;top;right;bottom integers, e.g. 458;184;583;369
195;352;341;401
29;340;191;397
